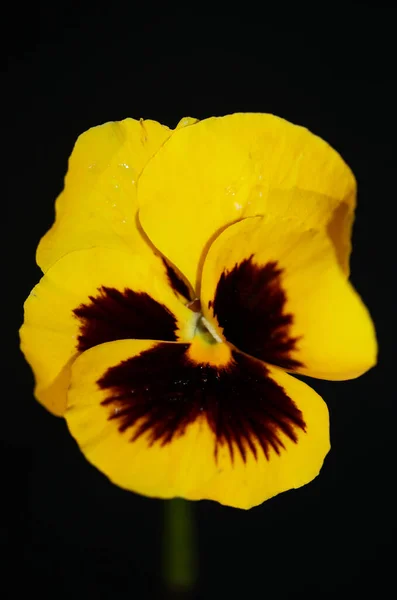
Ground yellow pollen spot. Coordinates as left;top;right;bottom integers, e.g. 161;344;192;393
187;321;232;367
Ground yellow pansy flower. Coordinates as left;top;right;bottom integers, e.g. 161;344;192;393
20;113;377;509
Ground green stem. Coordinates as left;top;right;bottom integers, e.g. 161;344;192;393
162;498;197;596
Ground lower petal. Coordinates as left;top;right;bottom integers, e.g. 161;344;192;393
66;338;329;509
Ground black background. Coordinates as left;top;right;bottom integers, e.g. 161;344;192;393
5;5;395;599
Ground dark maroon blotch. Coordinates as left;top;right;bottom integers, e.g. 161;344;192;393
211;256;302;370
73;286;178;352
161;258;193;301
98;343;306;462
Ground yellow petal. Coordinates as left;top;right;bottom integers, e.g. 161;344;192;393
201;216;377;381
37;118;172;273
20;247;195;416
66;338;329;509
138;113;356;290
175;116;199;129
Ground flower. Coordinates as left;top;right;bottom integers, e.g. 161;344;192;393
20;113;377;509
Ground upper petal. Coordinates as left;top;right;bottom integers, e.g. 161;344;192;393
20;246;194;416
201;216;377;381
138;113;356;289
66;337;329;509
37;118;172;273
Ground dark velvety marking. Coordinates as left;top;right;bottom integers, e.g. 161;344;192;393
161;258;193;301
98;343;306;462
211;256;302;370
187;298;201;312
73;286;178;352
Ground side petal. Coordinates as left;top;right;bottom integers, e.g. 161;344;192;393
201;216;377;380
20;247;195;416
37;118;172;273
66;338;329;509
138;113;356;288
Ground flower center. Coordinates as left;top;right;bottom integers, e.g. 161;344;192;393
197;315;223;344
187;297;223;345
